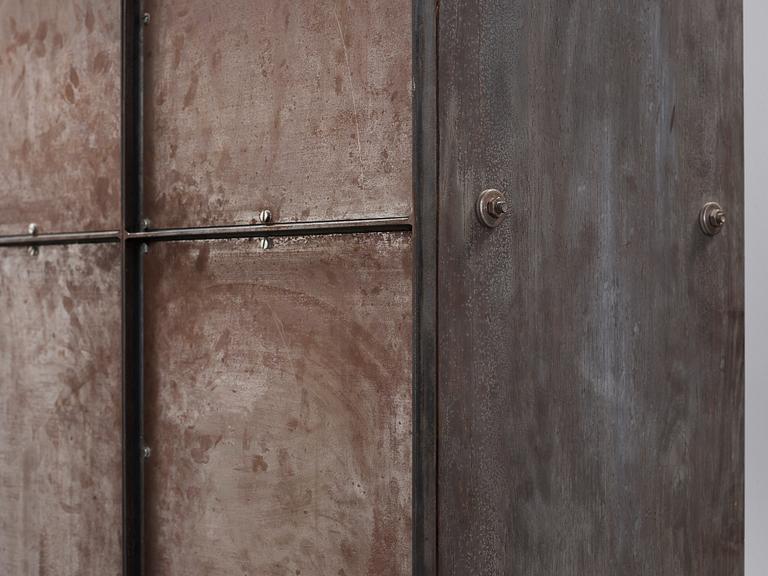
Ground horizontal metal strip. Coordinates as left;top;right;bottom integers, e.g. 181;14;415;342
125;217;412;242
0;218;412;247
0;230;121;247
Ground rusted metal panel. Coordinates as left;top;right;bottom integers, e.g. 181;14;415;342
437;1;743;575
143;0;412;228
144;233;412;575
0;0;121;236
0;244;122;575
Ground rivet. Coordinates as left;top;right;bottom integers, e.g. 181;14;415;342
28;223;38;236
258;209;273;224
259;237;273;250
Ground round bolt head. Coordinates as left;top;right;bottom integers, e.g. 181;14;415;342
699;202;726;236
259;209;273;224
477;189;508;228
28;223;38;236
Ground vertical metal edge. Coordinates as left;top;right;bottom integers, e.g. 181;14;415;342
412;0;439;573
121;243;144;576
122;1;144;575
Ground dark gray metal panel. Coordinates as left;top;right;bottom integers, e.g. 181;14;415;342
437;2;744;575
143;233;412;575
411;0;439;573
143;0;412;228
0;243;122;576
0;0;121;236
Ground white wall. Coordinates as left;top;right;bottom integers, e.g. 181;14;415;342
744;0;767;573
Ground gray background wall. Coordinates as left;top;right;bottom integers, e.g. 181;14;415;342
745;0;766;573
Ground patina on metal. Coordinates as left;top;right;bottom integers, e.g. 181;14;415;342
142;233;413;575
0;0;121;235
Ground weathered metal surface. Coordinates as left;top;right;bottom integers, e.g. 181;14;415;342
412;0;439;572
0;243;122;575
438;1;744;575
144;233;412;575
0;0;121;236
143;0;412;228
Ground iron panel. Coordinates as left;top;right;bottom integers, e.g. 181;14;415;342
0;0;121;236
437;1;744;574
143;232;412;575
143;0;412;228
0;243;122;575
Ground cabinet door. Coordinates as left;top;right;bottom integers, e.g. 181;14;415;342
0;1;120;236
0;244;122;575
438;1;744;575
144;233;412;575
143;0;412;228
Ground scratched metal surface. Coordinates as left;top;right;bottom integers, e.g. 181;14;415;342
0;0;121;236
0;244;122;575
143;233;412;575
437;1;744;574
143;0;412;228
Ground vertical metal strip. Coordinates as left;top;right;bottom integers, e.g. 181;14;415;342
121;1;144;575
412;0;439;574
121;245;144;576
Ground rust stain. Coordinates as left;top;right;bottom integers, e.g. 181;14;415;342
84;5;95;34
182;72;198;109
251;455;268;473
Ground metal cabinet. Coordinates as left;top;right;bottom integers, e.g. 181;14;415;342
0;1;745;575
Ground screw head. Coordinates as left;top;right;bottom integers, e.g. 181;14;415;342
141;243;149;254
142;12;151;24
28;223;38;236
143;445;151;459
141;218;151;231
27;245;39;257
258;209;273;224
259;237;273;250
